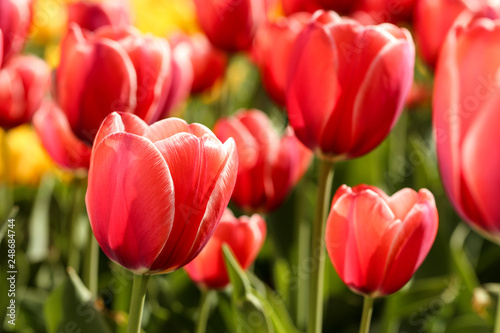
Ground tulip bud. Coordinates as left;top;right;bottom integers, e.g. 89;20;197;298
214;109;312;212
325;185;438;297
433;14;500;243
67;0;131;32
287;11;414;161
86;112;238;274
0;55;50;129
184;209;266;289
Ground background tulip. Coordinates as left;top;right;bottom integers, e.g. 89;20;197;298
67;0;131;32
184;209;266;289
287;11;414;161
86;112;238;274
0;55;50;128
0;0;32;63
433;14;500;243
355;0;417;24
214;109;312;212
193;0;267;52
326;185;438;297
170;32;226;94
252;12;311;106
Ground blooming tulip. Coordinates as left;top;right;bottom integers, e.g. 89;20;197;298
326;185;438;296
214;109;312;212
433;14;500;243
0;55;50;128
287;11;414;161
170;32;226;94
193;0;267;52
86;112;238;274
355;0;417;24
0;0;32;63
253;12;311;106
184;209;266;288
67;0;131;32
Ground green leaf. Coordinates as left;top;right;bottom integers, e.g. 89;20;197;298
222;244;273;333
44;268;112;333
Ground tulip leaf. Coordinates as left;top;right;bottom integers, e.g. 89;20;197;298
27;175;55;263
44;268;112;333
222;244;273;333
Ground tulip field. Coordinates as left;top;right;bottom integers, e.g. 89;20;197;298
1;0;500;332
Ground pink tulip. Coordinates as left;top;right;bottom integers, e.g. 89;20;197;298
68;0;131;32
433;14;500;242
326;185;438;296
252;12;311;106
0;0;32;63
0;55;50;128
193;0;267;52
214;109;312;212
184;209;266;289
287;11;414;160
86;112;238;274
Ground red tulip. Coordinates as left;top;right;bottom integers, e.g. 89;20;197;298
33;101;92;169
170;33;227;94
325;185;438;297
0;55;50;128
252;12;311;106
281;0;328;16
86;112;238;274
433;14;500;242
193;0;267;52
287;11;414;161
214;109;312;212
184;209;266;289
0;0;32;63
67;0;131;32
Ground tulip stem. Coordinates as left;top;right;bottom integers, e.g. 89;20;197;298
308;159;335;333
83;229;99;298
195;289;215;333
127;274;151;333
67;179;85;272
494;292;500;333
359;296;374;333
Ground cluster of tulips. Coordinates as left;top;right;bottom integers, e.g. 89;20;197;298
1;0;500;332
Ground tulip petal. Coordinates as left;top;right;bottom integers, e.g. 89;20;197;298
287;21;339;151
150;134;236;272
386;188;419;221
86;132;175;273
93;112;148;150
326;189;395;293
33;102;91;170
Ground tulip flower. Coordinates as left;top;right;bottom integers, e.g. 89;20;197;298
0;0;32;63
287;11;414;161
355;0;417;24
192;0;267;52
170;32;226;94
326;185;438;297
0;55;50;129
281;0;345;15
433;14;500;243
184;209;266;289
253;12;311;106
86;112;238;274
214;109;312;212
67;0;131;32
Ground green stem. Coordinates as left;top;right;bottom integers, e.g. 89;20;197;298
67;179;84;272
127;274;151;333
83;229;99;298
359;297;374;333
307;159;335;333
296;186;310;330
195;289;214;333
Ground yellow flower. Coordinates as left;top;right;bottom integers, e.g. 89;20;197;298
0;126;63;186
132;0;199;36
